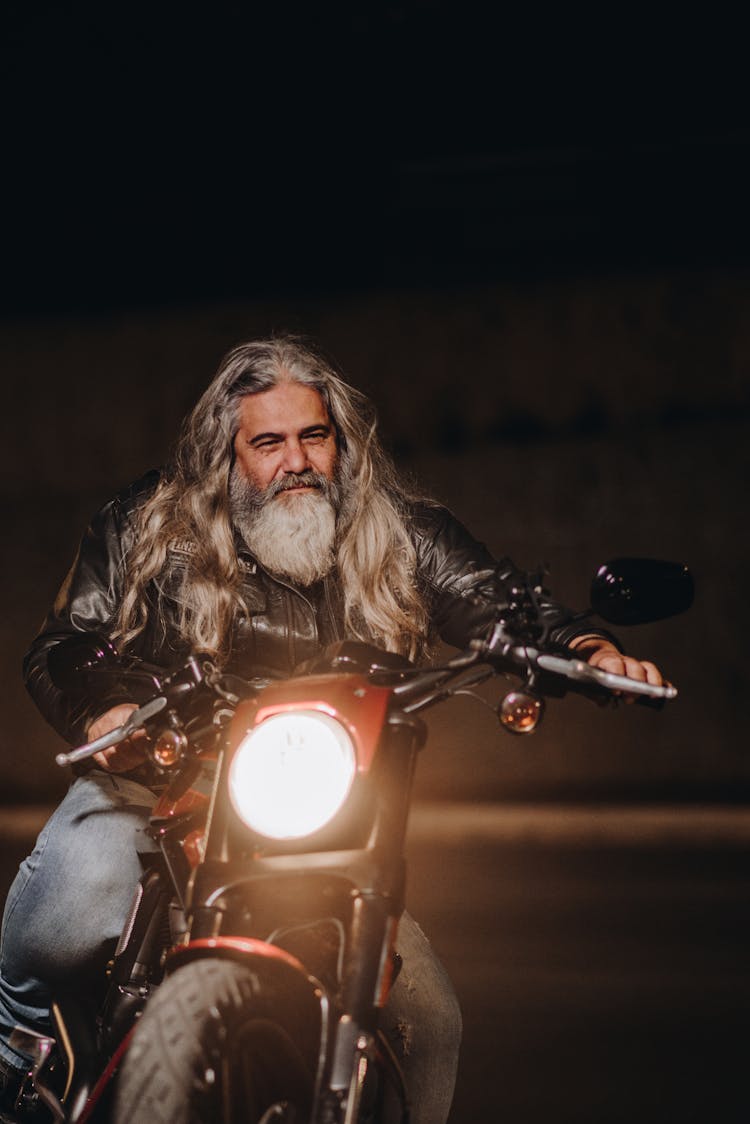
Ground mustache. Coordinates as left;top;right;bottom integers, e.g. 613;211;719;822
267;470;330;499
230;466;338;514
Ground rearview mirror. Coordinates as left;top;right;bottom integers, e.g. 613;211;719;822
590;558;694;626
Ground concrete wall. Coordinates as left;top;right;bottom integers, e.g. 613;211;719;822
1;271;747;801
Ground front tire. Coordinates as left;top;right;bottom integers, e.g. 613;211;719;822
112;958;319;1123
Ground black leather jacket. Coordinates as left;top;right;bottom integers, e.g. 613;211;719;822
24;471;610;749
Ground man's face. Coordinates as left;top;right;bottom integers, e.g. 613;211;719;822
233;382;338;498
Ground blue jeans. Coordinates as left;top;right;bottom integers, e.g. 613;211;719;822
0;772;159;1071
0;772;461;1123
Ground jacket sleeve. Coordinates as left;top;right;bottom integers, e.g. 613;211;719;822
411;503;621;653
22;477;154;746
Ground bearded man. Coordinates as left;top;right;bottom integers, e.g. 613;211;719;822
0;337;664;1122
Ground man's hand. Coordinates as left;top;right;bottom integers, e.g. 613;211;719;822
569;635;665;698
87;704;148;772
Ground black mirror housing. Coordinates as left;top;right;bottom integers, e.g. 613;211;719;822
590;559;694;626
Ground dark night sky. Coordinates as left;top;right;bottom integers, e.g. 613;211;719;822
2;4;749;316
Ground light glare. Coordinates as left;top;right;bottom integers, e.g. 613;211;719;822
229;710;357;839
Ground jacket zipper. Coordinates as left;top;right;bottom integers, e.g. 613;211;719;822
253;563;317;670
324;575;342;642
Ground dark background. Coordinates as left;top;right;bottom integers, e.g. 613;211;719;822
1;9;750;1123
1;3;747;802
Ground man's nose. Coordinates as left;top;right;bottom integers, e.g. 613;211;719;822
281;438;309;474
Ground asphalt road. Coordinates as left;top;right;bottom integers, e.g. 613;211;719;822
407;805;750;1124
2;803;749;1124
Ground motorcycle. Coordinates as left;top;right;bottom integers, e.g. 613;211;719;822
8;557;693;1123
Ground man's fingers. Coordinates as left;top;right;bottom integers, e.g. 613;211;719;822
85;702;152;772
87;703;139;742
93;741;148;773
621;657;647;683
590;652;628;675
588;651;664;685
585;649;668;704
640;660;663;687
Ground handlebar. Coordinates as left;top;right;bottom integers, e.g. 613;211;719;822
480;619;677;706
53;636;677;769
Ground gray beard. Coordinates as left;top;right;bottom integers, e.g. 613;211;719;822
229;466;338;586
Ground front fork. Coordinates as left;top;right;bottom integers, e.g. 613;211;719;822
324;895;409;1123
333;1025;409;1124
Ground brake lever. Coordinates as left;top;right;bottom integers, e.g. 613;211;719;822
55;696;169;767
535;654;678;700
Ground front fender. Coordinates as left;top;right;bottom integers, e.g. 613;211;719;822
167;937;331;1086
168;936;313;980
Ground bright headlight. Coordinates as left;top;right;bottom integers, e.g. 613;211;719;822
228;709;357;840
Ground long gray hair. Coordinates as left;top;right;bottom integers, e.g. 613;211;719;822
115;337;430;661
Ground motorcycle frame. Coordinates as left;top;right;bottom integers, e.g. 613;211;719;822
72;672;426;1122
32;557;689;1121
172;675;425;1121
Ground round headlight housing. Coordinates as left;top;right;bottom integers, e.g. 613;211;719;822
228;709;357;840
